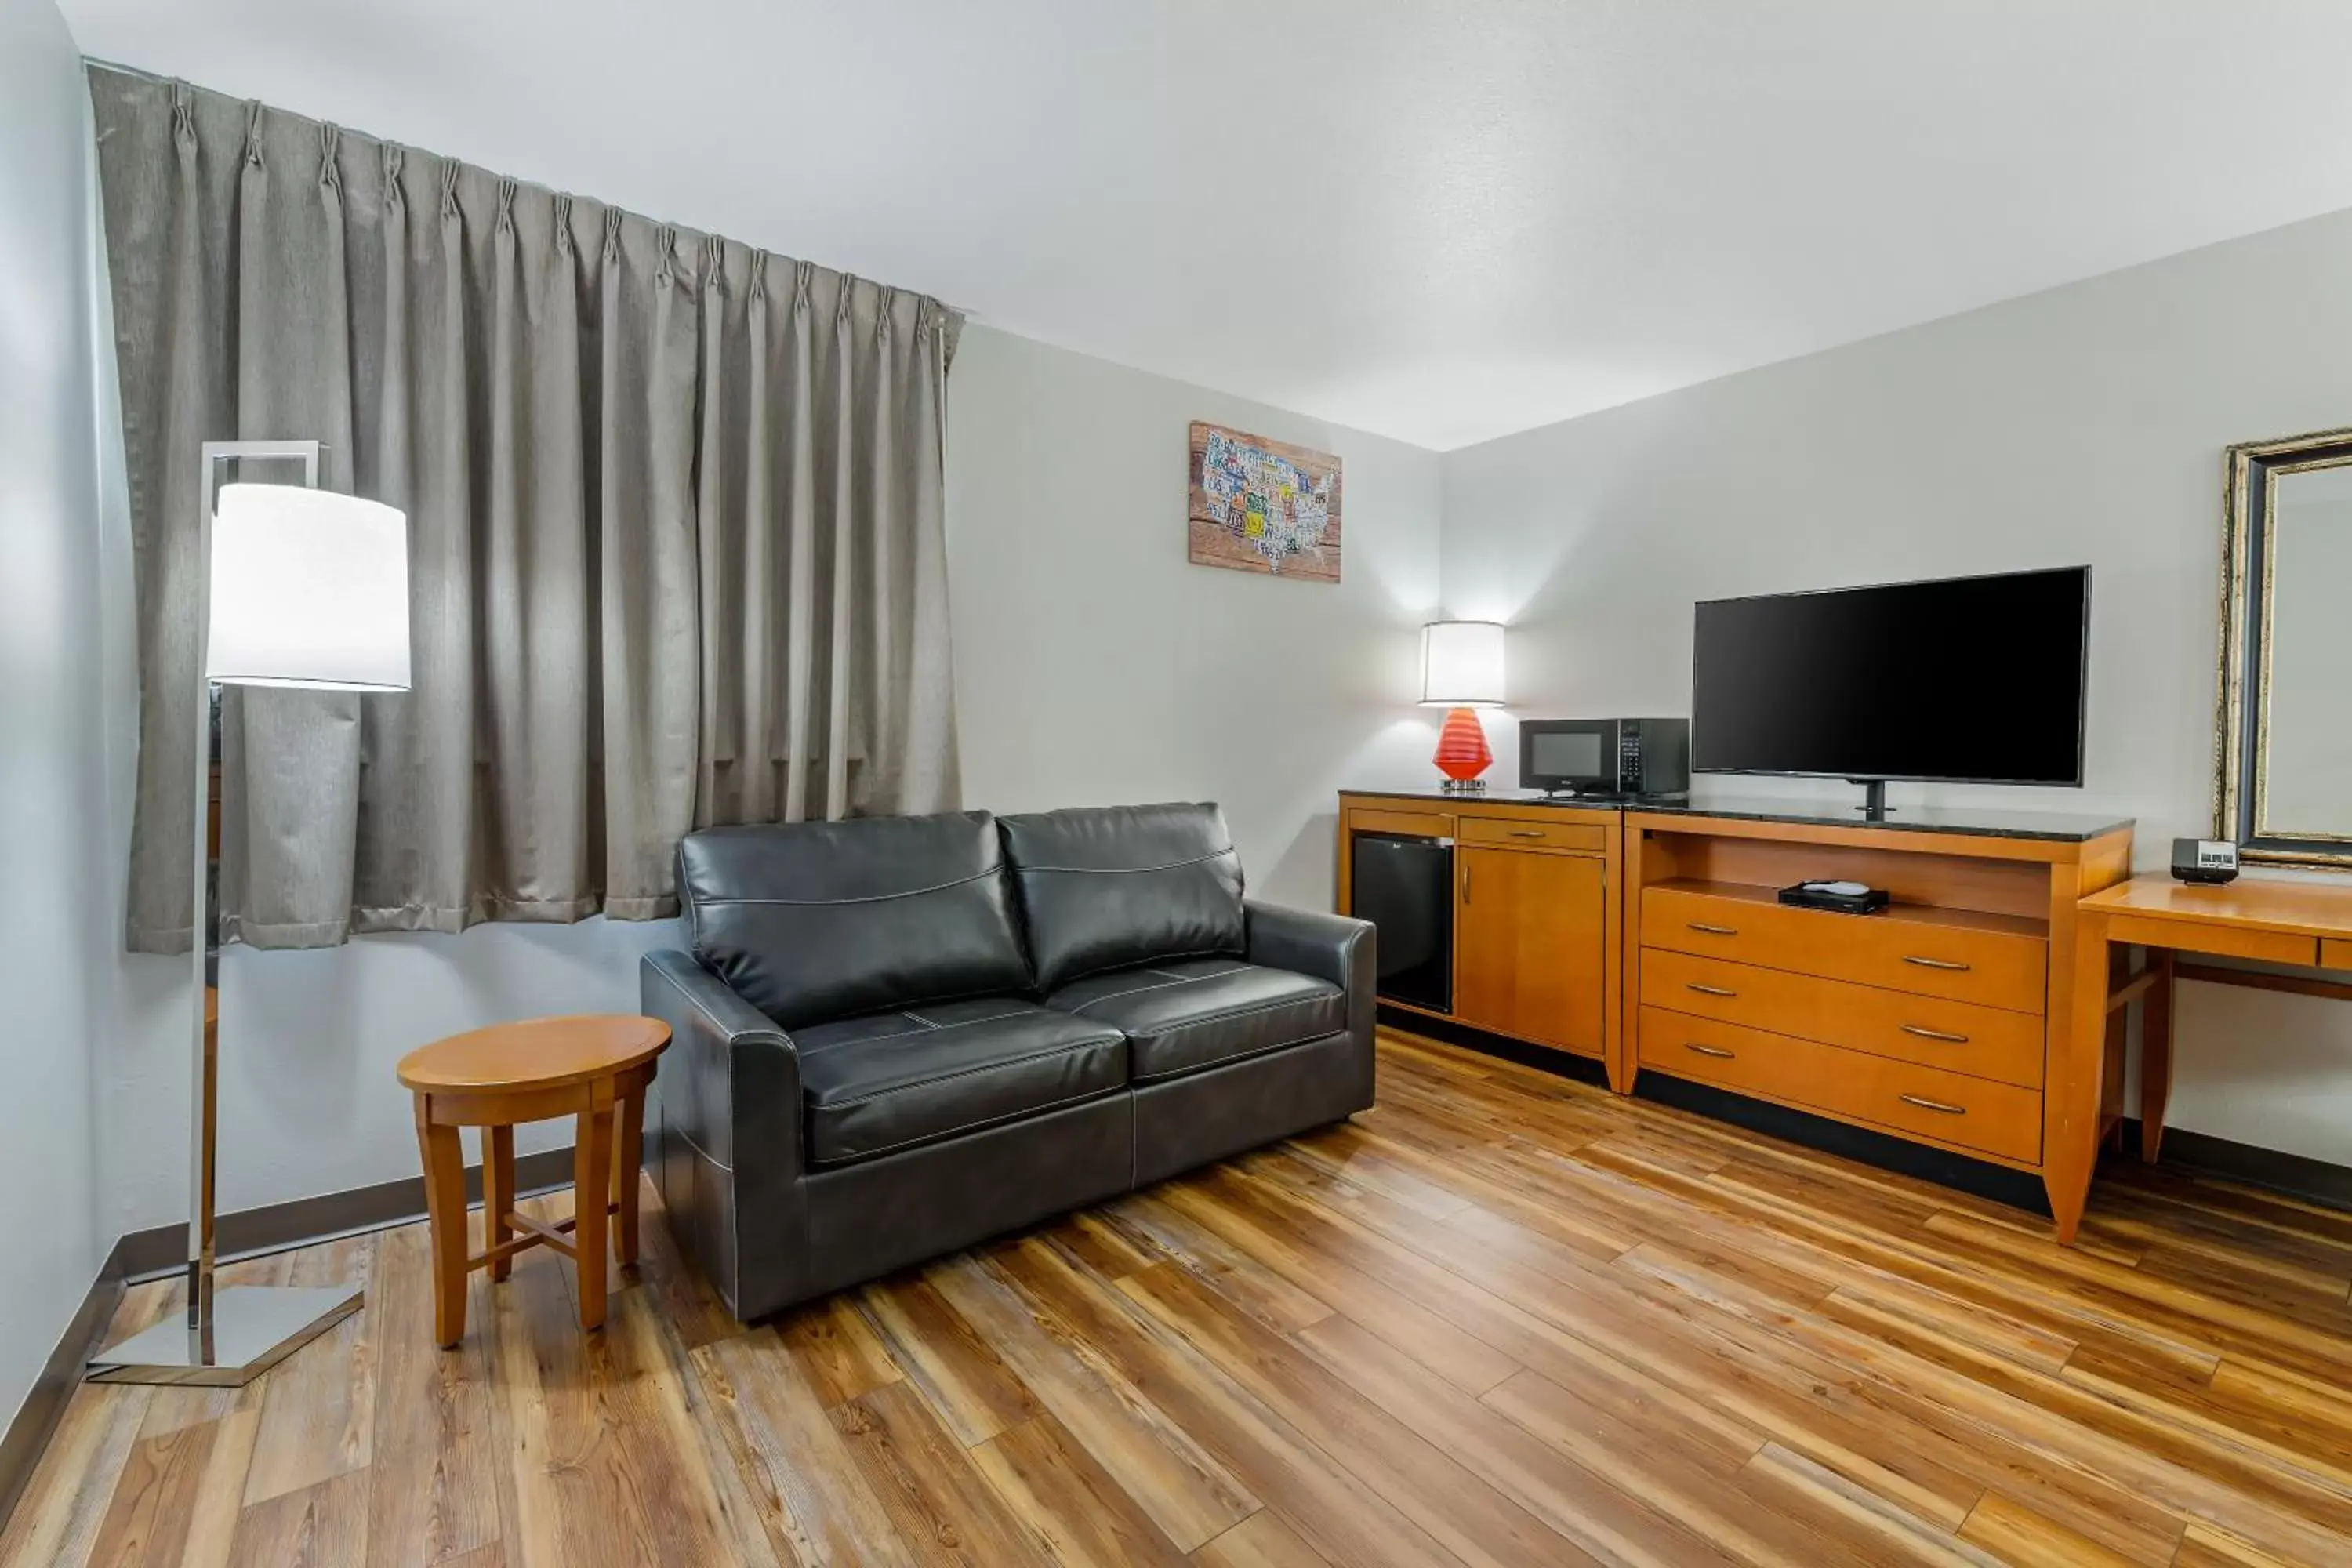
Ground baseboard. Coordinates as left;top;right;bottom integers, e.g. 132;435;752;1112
1382;1007;2048;1214
116;1145;586;1282
0;1238;128;1534
2119;1116;2352;1212
1383;1010;2352;1221
1632;1070;2053;1216
1376;1004;1611;1087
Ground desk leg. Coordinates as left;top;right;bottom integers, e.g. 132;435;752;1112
2049;907;2112;1244
2103;987;2129;1152
2140;949;2176;1163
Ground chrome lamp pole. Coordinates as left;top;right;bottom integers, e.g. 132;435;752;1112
89;440;412;1385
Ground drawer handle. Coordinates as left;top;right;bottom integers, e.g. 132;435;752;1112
1898;1093;1967;1116
1508;829;1546;839
1900;1024;1970;1044
1686;922;1739;936
1904;955;1973;973
1686;982;1737;998
1684;1043;1735;1059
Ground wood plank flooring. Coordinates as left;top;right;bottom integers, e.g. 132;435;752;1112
11;1028;2352;1566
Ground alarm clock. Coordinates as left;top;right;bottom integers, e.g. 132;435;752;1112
2171;838;2240;885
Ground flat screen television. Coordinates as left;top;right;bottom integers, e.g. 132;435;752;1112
1690;566;2090;795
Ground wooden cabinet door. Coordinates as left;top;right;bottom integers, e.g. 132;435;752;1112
1454;846;1606;1055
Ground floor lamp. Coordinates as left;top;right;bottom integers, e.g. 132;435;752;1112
89;441;412;1385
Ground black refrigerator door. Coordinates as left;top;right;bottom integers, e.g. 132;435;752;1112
1351;833;1452;1013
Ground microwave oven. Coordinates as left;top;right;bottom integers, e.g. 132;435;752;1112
1519;718;1690;799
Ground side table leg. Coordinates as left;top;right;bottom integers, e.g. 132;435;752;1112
573;1094;615;1331
415;1097;469;1348
612;1090;644;1269
484;1123;515;1283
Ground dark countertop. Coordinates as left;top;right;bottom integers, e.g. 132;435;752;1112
1342;786;1629;808
1637;797;2134;844
1341;786;2134;844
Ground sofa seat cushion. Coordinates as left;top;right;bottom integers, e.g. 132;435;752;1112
794;998;1127;1167
1047;958;1345;1083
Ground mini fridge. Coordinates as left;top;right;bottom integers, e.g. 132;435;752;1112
1350;831;1453;1014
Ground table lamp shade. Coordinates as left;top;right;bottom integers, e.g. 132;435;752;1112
207;484;412;690
1418;620;1504;790
1419;620;1504;707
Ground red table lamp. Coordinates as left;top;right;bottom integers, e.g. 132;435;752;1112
1420;620;1505;794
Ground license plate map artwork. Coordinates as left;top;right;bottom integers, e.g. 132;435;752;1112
1188;422;1343;582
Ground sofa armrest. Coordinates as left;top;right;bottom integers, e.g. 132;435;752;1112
1246;899;1374;1033
641;949;807;1319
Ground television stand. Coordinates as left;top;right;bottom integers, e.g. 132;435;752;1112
1624;805;2135;1242
1850;779;1890;821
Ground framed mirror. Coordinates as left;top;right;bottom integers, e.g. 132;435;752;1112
2216;426;2352;869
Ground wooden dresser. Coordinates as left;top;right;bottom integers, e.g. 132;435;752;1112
1629;808;2131;1233
1339;790;2135;1239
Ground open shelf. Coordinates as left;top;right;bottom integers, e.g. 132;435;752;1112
1630;822;2062;924
1644;877;2049;941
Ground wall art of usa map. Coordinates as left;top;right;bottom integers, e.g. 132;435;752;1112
1187;421;1343;583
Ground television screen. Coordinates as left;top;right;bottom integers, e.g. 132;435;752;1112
1691;567;2090;786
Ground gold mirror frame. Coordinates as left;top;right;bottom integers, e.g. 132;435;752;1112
2214;426;2352;870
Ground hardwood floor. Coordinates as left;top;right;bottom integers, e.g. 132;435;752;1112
11;1028;2352;1566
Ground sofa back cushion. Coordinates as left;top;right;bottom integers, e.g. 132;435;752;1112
998;803;1246;991
677;812;1032;1030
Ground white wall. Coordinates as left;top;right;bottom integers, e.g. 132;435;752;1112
89;171;2352;1231
99;925;682;1240
1440;205;2352;1163
945;324;1444;910
0;0;111;1428
97;321;1444;1235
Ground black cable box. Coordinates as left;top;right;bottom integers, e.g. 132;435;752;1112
1778;879;1891;915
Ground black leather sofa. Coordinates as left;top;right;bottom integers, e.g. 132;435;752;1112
640;802;1376;1322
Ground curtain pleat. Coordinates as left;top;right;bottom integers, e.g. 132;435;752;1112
901;301;962;815
781;264;820;826
91;67;964;953
735;256;780;826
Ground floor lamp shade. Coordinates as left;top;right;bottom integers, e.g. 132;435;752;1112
1419;621;1505;791
207;483;412;690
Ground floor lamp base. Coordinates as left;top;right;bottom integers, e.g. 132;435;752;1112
85;1285;363;1387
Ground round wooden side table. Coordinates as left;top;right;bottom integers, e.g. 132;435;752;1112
397;1014;670;1348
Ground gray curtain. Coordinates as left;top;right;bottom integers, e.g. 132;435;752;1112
89;67;963;953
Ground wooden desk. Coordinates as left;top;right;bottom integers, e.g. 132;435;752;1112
2067;875;2352;1233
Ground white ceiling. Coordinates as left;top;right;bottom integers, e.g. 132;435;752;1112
58;0;2352;450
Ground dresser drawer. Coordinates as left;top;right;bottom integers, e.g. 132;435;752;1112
1638;1007;2042;1165
1457;818;1608;854
1643;884;2047;1014
1640;949;2045;1088
2320;938;2351;974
